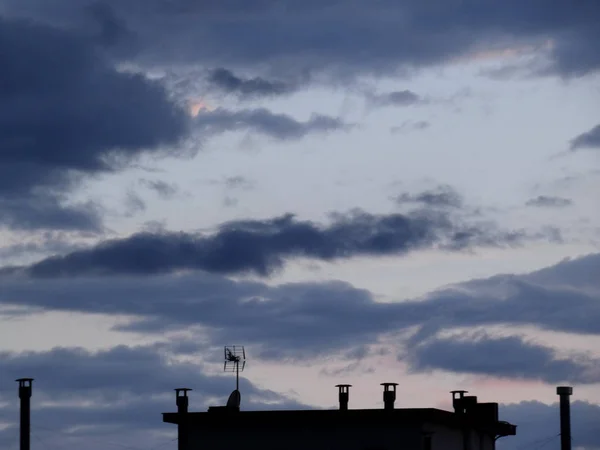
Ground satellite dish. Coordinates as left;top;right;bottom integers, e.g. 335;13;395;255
226;389;241;409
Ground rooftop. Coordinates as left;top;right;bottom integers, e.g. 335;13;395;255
162;385;517;438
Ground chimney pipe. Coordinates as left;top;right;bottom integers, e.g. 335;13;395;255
175;388;192;414
450;390;468;414
335;384;351;410
556;386;572;450
16;378;33;450
175;388;192;450
381;383;398;410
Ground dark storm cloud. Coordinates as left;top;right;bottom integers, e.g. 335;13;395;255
1;253;599;362
570;123;600;150
525;195;573;208
208;68;297;98
394;185;464;209
85;1;137;53
3;0;599;79
194;108;351;140
0;344;310;450
404;333;600;384
0;16;189;231
14;207;536;278
498;401;600;450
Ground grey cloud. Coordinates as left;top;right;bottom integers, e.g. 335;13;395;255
395;185;464;209
123;191;146;217
390;121;431;134
571;124;600;150
524;254;600;291
4;0;599;79
13;208;537;278
367;90;422;108
206;175;256;190
320;362;375;377
0;231;89;262
216;176;255;209
0;195;103;232
223;196;239;208
140;179;179;199
208;68;297;98
404;333;600;384
525;196;573;208
0;274;401;359
224;176;255;190
194;107;351;140
0;16;189;231
0;253;599;362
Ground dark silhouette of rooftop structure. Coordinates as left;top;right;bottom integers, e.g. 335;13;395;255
557;386;573;450
163;383;517;450
16;378;33;450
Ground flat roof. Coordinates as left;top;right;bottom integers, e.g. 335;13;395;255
163;407;516;436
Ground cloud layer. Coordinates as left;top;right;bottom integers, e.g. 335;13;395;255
194;108;350;140
571;124;600;150
208;68;298;98
3;0;599;79
2;253;599;368
7;206;541;278
0;16;189;231
405;333;600;384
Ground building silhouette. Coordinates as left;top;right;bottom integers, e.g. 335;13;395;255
162;383;517;450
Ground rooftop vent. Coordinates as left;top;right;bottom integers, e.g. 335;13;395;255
336;384;352;410
381;383;398;410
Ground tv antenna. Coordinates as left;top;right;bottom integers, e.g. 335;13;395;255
224;345;246;392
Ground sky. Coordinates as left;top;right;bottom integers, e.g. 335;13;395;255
0;1;599;449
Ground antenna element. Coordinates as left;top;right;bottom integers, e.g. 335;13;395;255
224;345;246;392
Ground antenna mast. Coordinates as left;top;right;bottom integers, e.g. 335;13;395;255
224;345;246;392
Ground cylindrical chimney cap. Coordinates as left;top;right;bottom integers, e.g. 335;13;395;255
556;386;573;396
175;388;192;396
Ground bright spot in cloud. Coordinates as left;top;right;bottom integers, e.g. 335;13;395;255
188;98;214;117
455;39;555;63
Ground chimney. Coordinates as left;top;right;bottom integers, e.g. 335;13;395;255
381;383;398;410
336;384;351;410
462;395;478;416
451;390;468;414
175;388;192;450
175;388;192;414
16;378;33;450
557;386;572;450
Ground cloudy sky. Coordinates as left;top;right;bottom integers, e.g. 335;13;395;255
1;1;599;449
